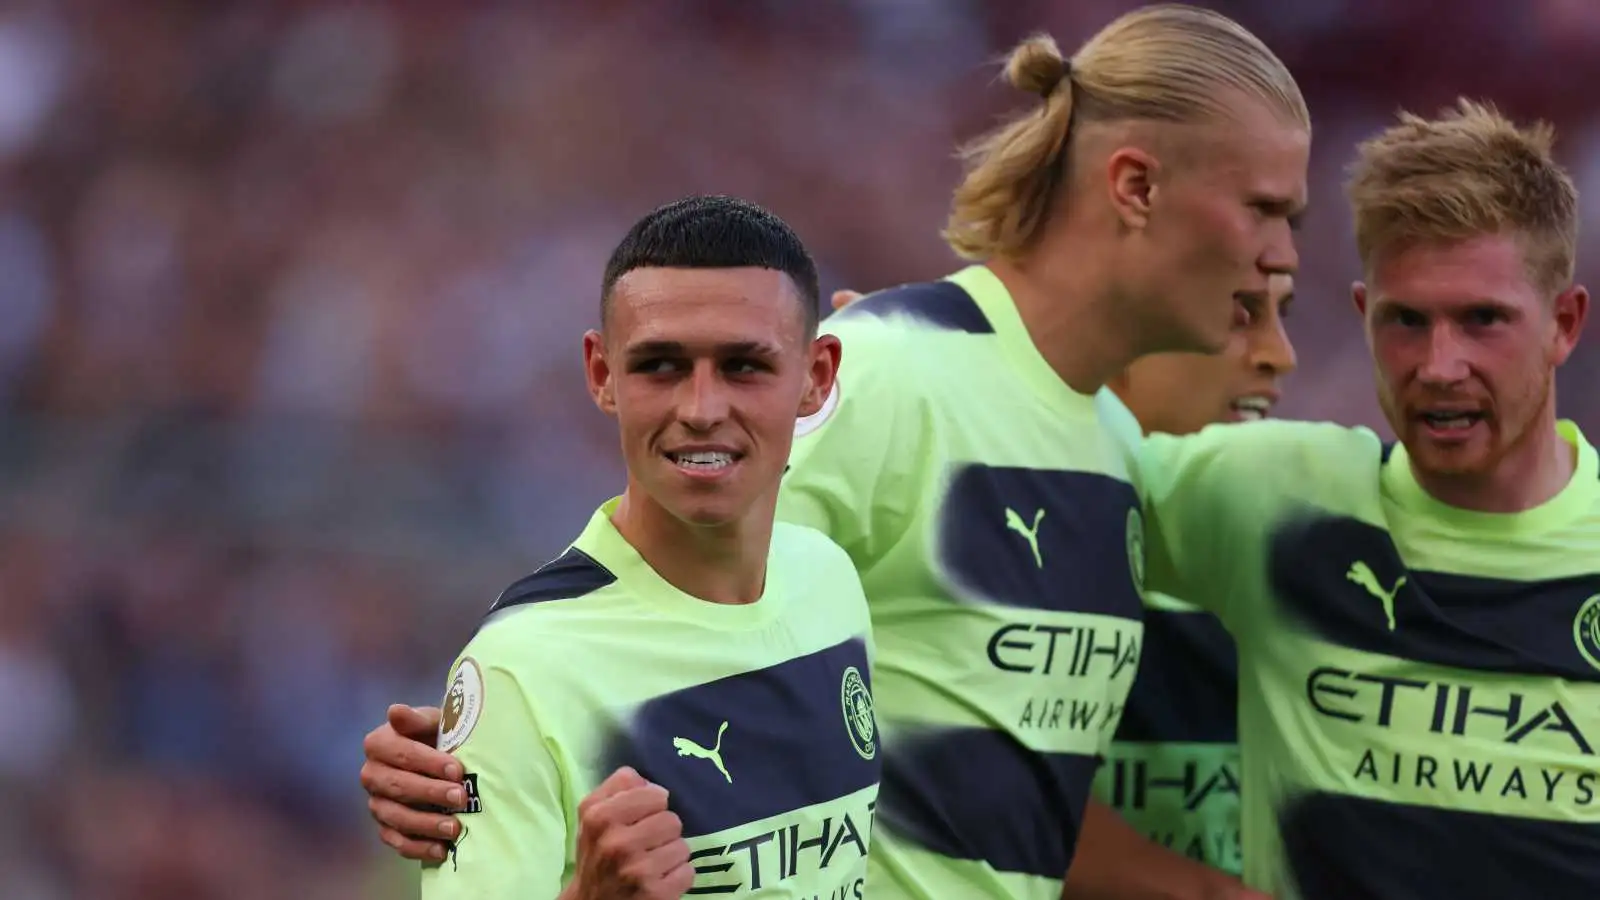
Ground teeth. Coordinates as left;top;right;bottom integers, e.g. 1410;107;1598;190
672;451;734;469
1231;397;1270;421
1422;413;1477;430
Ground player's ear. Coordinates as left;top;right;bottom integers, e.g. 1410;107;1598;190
1107;146;1160;230
583;330;618;416
1351;282;1380;347
1550;283;1588;366
798;334;842;419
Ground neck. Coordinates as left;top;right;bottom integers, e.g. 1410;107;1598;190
988;246;1143;396
1412;409;1575;514
609;483;773;605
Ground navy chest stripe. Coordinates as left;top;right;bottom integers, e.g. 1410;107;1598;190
829;281;992;334
1114;609;1237;744
877;727;1100;878
939;465;1145;620
600;638;879;837
1268;513;1600;682
1280;791;1600;900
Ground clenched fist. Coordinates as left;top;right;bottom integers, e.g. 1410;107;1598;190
560;767;693;900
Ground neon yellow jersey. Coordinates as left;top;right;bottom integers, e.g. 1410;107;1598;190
778;266;1147;900
1142;419;1600;898
1092;589;1241;875
420;499;879;899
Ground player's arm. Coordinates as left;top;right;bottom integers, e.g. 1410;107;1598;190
778;313;933;564
420;655;570;899
1063;799;1267;900
1137;422;1308;623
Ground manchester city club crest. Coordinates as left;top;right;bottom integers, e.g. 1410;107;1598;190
840;666;876;760
1575;594;1600;672
1125;507;1146;594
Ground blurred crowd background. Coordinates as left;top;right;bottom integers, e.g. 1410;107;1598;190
2;1;1598;898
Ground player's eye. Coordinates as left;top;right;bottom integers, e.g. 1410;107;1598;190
630;358;683;375
1463;306;1506;328
1250;200;1301;229
1387;308;1426;329
723;357;768;376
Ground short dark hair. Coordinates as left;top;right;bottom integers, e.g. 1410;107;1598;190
600;195;820;335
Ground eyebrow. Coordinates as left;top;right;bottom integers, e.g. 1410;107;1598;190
1373;295;1515;311
1255;195;1307;230
624;340;782;358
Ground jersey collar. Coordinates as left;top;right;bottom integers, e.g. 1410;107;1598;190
946;264;1101;419
1382;420;1599;535
570;497;787;630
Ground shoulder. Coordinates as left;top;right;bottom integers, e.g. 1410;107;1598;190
1143;419;1384;474
791;285;966;447
1094;388;1146;482
826;279;995;338
468;547;632;661
772;522;861;579
819;280;992;392
1095;388;1144;448
488;546;618;614
771;523;872;633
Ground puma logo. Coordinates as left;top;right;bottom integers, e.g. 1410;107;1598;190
673;721;731;783
1005;507;1046;568
1346;561;1406;632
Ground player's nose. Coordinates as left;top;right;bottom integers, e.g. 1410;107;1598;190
1416;322;1471;385
1249;307;1297;376
676;362;731;430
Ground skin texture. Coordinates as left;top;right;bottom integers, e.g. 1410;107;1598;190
1111;273;1297;435
1098;106;1308;358
1353;233;1589;512
588;266;837;531
584;266;840;605
989;97;1308;397
557;767;693;900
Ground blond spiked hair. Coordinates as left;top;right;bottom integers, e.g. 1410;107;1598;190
943;4;1309;262
1346;99;1579;294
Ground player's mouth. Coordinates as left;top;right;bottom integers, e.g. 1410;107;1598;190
664;446;744;478
1226;393;1277;423
1414;408;1487;442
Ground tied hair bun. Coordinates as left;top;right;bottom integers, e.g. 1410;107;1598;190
1005;33;1071;99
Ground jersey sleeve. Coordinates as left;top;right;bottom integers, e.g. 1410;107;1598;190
421;644;571;900
1138;421;1331;627
777;316;935;566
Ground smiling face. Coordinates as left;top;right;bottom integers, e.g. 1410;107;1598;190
584;266;838;530
1114;273;1297;435
1355;234;1587;480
